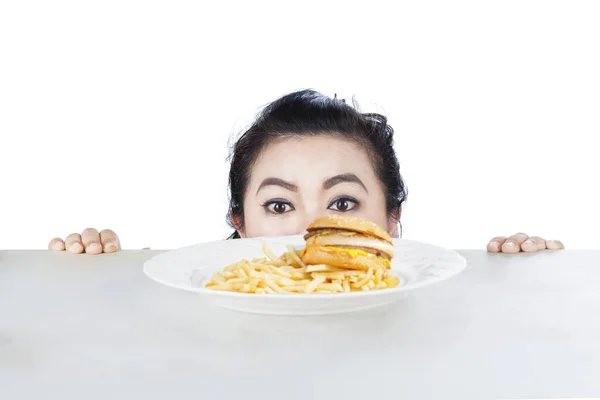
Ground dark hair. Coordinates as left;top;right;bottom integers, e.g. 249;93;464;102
226;89;407;239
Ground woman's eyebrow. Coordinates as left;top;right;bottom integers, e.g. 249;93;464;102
323;173;368;193
256;178;298;194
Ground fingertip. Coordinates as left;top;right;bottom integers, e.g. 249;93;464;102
487;241;501;253
501;240;521;254
521;239;538;253
546;240;565;250
48;238;65;251
103;242;119;253
487;237;507;253
86;242;103;255
530;236;547;250
67;242;84;254
100;230;120;253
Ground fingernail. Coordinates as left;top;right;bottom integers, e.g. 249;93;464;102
86;243;102;253
71;242;83;253
546;240;564;250
104;243;117;252
524;239;534;245
49;241;64;251
489;241;500;251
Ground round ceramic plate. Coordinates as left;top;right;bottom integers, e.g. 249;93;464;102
143;235;467;315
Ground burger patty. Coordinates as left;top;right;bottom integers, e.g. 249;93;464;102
325;245;392;260
303;229;358;240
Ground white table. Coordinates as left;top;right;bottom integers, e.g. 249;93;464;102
1;249;599;399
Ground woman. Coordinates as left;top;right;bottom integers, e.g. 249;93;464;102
48;90;564;255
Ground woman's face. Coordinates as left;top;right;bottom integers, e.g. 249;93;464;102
238;136;397;238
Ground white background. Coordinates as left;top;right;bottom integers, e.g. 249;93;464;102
1;0;598;250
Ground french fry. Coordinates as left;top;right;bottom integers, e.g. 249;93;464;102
317;283;344;292
311;271;345;280
207;283;233;291
375;268;383;285
226;277;249;284
342;278;351;292
354;268;374;288
269;266;293;278
280;285;308;293
262;243;286;266
305;275;327;293
308;264;355;273
286;245;306;268
272;277;298;287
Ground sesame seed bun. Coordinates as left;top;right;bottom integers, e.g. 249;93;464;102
305;215;392;244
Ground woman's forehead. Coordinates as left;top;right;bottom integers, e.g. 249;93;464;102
249;136;377;185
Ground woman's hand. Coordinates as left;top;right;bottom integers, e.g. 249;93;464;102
48;228;121;254
487;233;564;253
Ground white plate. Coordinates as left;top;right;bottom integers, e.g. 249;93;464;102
143;235;467;315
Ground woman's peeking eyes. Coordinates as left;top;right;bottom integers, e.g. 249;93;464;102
261;197;359;215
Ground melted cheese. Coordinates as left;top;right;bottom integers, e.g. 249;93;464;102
323;246;372;258
322;246;392;269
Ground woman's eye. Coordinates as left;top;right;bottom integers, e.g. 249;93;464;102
328;197;358;212
265;201;294;214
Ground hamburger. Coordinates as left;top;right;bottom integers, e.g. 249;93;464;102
300;215;394;271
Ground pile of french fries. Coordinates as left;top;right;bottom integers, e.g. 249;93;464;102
205;244;400;294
